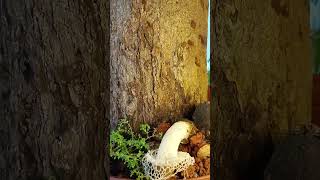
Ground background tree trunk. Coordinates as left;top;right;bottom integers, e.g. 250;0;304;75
110;0;209;129
211;0;311;180
0;1;109;179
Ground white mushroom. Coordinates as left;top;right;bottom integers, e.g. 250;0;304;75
142;120;198;180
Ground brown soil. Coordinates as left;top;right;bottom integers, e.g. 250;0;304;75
189;132;206;146
177;131;210;179
155;122;171;134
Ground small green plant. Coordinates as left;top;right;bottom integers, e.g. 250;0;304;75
110;119;161;180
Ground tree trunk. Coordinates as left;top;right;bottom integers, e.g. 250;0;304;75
110;0;209;129
0;1;109;179
211;0;311;179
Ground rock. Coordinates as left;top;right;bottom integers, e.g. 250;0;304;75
264;135;320;180
192;102;210;135
197;144;210;159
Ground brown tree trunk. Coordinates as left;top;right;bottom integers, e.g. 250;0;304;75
0;1;109;179
110;0;209;129
211;0;311;180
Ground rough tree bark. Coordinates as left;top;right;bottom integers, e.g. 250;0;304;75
110;0;209;129
211;0;311;180
0;1;109;179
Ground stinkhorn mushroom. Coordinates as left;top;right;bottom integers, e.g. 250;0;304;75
142;119;198;180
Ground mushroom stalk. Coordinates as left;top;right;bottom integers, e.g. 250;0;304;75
156;120;197;162
142;120;197;180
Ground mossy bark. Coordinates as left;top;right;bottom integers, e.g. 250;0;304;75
211;0;311;179
0;1;109;179
110;0;209;129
